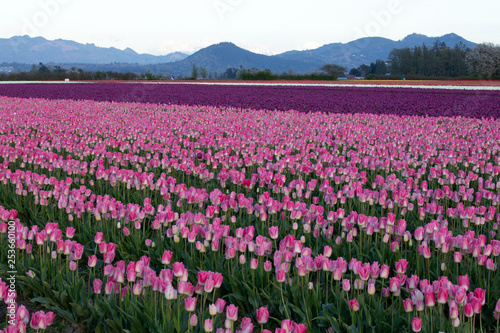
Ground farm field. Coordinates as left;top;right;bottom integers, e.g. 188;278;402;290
0;83;500;332
3;80;500;87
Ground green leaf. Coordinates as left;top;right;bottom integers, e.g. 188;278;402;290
70;302;88;317
31;296;56;306
50;306;76;323
60;290;70;308
289;303;306;319
131;317;148;333
105;319;123;332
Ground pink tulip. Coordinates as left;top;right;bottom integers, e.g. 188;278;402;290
240;317;253;333
411;317;422;332
276;269;286;283
256;306;269;324
204;278;215;293
403;298;413;312
449;302;459;319
132;283;142;296
226;304;238;321
342;279;351;292
209;304;217;316
380;264;390;279
190;314;198;327
161;250;173;265
349;298;360;311
269;226;279;239
185;297;197;312
264;260;272;272
437;287;449;304
424;291;435;307
172;262;185;277
103;252;115;264
281;319;293;332
204;318;213;332
69;261;77;271
215;298;226;313
88;255;97;268
367;282;376;295
94;232;104;244
458;275;469;290
30;311;48;330
471;297;482;314
474;288;486;305
165;285;178;300
65;227;76;239
395;259;409;274
17;305;29;323
464;303;474;317
93;279;103;294
293;323;307;333
250;258;258;270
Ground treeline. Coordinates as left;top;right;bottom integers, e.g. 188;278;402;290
0;63;172;81
349;60;388;77
348;42;500;80
388;41;469;77
240;70;336;81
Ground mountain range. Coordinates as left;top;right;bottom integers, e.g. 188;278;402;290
0;33;476;75
0;35;188;65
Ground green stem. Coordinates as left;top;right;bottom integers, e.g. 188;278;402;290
280;283;290;319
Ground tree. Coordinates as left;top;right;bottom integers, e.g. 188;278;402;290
223;68;238;79
191;64;198;80
199;66;208;79
320;64;347;78
358;64;372;77
38;62;50;74
465;43;500;79
374;59;387;75
349;67;361;76
388;43;469;77
145;71;155;80
53;65;65;74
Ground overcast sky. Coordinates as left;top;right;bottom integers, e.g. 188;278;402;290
1;0;499;55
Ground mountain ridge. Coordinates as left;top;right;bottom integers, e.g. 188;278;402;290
0;35;188;65
0;33;477;75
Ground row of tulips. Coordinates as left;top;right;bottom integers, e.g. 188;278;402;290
0;83;500;118
3;213;500;332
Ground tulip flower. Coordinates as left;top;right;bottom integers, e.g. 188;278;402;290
411;317;422;332
403;298;413;312
256;307;269;324
349;298;360;311
185;297;196;312
88;255;97;268
226;304;238;321
204;318;213;332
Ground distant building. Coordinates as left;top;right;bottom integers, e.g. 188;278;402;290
0;67;13;73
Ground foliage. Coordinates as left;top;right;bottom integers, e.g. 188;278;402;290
465;43;500;79
0;92;500;332
240;70;337;81
0;63;147;81
388;41;470;77
191;64;198;80
350;60;387;78
320;64;347;79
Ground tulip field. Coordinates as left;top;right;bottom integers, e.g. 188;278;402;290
1;83;500;333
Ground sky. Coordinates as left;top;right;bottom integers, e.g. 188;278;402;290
1;0;499;55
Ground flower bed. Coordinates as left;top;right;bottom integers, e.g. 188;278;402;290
0;95;499;332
